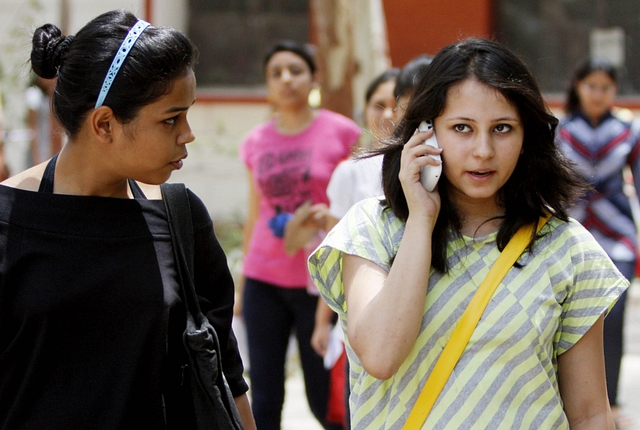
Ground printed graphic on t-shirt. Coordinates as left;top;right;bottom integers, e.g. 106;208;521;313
257;148;313;237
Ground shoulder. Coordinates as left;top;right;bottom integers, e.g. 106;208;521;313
557;112;581;130
534;216;614;266
317;109;361;134
185;187;213;230
611;106;635;124
330;158;358;179
332;198;401;266
1;162;48;191
240;120;275;148
239;120;276;165
156;183;212;230
539;216;596;248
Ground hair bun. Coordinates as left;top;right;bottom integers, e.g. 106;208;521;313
31;24;72;79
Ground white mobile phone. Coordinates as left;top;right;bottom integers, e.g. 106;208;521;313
418;120;441;192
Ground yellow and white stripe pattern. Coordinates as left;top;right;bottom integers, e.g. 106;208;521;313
308;198;628;429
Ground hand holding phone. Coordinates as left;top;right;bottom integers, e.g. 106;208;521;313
418;120;441;192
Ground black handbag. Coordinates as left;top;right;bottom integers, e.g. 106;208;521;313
161;183;244;430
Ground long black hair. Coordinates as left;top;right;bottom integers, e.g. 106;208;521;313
564;57;618;115
376;38;586;272
31;10;198;138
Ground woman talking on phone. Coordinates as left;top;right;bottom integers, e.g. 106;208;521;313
310;38;626;429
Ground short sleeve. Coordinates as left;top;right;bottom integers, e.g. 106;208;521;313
308;198;403;315
550;221;629;354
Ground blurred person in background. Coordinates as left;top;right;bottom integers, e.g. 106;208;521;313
323;68;400;232
393;54;433;122
237;40;360;430
358;68;400;149
556;57;640;429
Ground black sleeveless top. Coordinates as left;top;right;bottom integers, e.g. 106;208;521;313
0;159;246;429
38;153;148;198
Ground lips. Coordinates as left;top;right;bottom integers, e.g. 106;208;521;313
470;170;494;176
171;153;188;169
468;170;496;180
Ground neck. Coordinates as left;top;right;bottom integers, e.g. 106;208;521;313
454;197;504;237
273;105;316;135
53;143;131;198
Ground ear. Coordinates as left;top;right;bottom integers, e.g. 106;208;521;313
89;106;117;143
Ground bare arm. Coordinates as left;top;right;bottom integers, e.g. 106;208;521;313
557;315;614;429
311;298;335;357
233;393;257;430
342;128;442;379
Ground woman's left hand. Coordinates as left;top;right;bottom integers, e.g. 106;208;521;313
283;201;328;255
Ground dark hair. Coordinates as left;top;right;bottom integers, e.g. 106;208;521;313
394;54;433;100
30;10;198;138
564;57;618;114
263;40;317;75
377;38;586;272
365;68;400;104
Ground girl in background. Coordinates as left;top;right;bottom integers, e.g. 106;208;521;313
556;58;640;428
238;40;360;430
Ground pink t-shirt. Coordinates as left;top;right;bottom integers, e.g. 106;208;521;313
240;109;360;287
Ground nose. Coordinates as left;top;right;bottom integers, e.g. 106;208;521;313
472;132;495;159
382;106;395;120
281;69;292;82
179;121;196;145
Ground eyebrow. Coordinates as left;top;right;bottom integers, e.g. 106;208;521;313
163;99;196;114
445;116;520;122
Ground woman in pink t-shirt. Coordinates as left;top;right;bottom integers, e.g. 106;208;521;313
238;40;360;430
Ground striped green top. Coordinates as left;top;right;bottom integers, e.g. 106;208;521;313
308;198;628;429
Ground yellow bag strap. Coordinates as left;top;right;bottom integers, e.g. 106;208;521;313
403;215;550;429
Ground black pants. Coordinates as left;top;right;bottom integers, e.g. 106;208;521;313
606;260;632;406
243;278;342;430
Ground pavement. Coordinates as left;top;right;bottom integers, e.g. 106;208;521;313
279;280;640;429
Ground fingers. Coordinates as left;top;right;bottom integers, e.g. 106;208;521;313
293;200;313;217
404;128;442;158
400;130;442;186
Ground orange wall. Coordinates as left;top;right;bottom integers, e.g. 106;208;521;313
382;0;494;67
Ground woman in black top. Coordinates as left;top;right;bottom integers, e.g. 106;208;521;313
0;10;255;430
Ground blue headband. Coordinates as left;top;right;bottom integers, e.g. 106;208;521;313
94;20;151;108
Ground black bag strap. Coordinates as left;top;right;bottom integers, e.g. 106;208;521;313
161;183;244;430
161;183;202;318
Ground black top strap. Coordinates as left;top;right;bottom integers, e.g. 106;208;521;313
38;153;146;198
38;154;58;193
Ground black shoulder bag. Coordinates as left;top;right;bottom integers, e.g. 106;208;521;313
161;183;244;430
